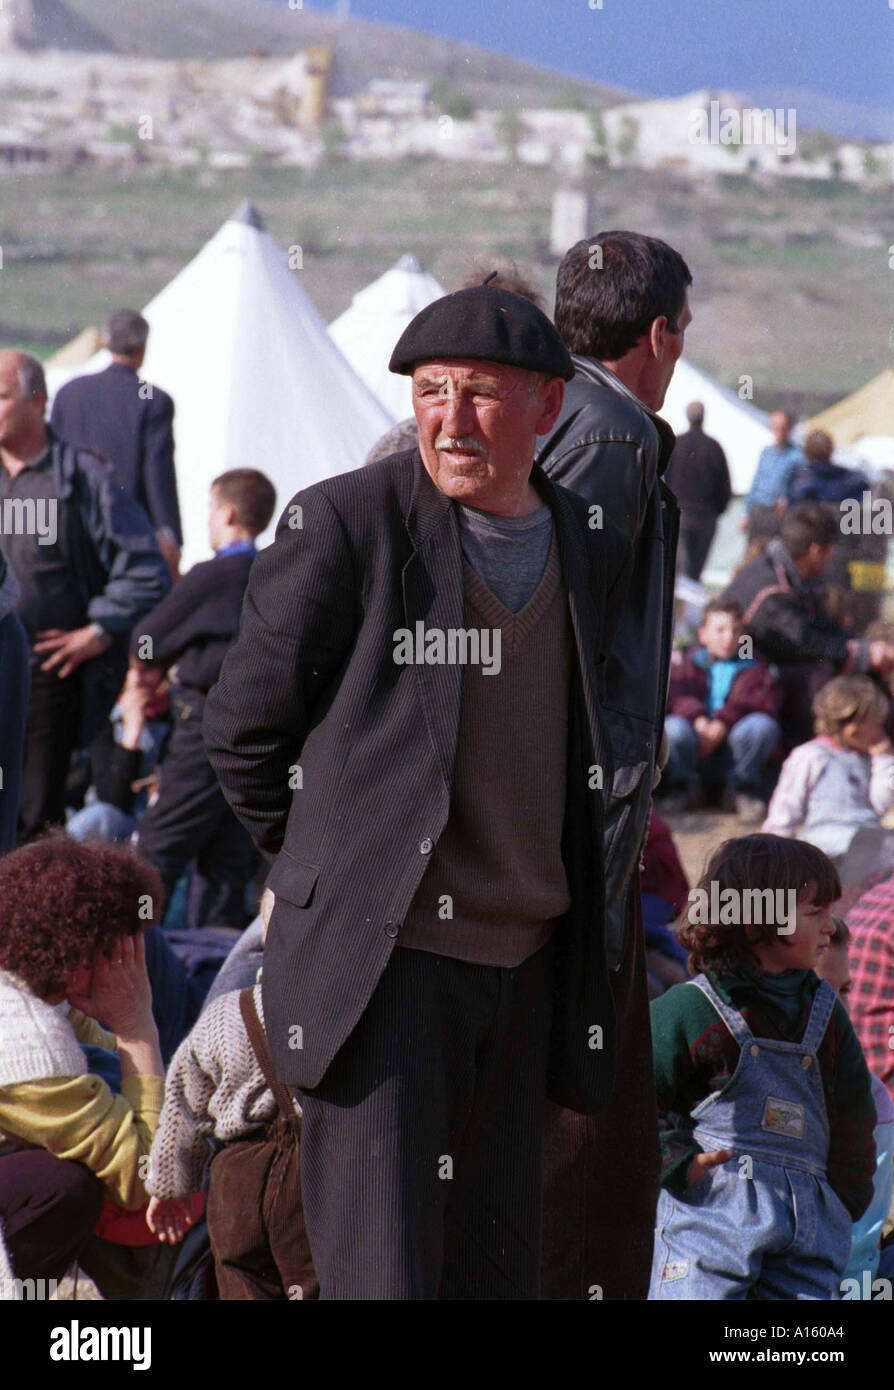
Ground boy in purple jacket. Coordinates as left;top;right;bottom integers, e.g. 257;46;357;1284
663;598;781;820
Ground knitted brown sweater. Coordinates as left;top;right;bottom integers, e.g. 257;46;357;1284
400;536;572;966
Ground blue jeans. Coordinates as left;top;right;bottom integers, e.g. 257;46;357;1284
649;975;853;1300
66;801;137;844
664;712;780;795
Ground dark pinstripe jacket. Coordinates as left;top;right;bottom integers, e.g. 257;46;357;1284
203;450;633;1113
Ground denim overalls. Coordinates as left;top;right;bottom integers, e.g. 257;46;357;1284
649;973;854;1300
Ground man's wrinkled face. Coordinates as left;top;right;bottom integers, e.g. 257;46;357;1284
411;358;562;508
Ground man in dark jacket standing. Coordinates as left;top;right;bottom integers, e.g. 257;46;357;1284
536;229;691;1300
204;286;633;1299
0;350;171;842
51;309;182;571
665;401;732;581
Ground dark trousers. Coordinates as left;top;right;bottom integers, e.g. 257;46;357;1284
297;939;554;1300
541;890;660;1300
136;693;257;928
677;520;717;583
0;1151;104;1282
17;665;81;843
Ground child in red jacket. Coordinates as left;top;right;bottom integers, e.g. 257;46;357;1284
663;599;781;820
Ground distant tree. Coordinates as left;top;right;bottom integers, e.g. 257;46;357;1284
429;77;476;123
862;147;884;178
321;118;347;159
552;83;586;111
797;129;838;163
444;90;476;122
587;107;608;164
496;107;526;160
614;115;640;161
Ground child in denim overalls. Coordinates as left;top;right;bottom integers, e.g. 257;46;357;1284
649;833;877;1300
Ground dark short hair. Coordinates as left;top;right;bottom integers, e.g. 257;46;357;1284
702;597;743;623
803;429;834;462
106;309;149;356
212;468;277;535
0;835;162;998
780;501;839;558
678;833;841;975
554;230;692;360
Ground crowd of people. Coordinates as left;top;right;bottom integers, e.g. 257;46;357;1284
0;230;893;1304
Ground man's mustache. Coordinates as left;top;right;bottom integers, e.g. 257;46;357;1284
435;436;486;454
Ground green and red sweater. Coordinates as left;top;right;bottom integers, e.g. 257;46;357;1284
650;965;876;1219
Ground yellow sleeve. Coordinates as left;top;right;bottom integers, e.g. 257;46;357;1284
67;1008;118;1054
0;1074;164;1210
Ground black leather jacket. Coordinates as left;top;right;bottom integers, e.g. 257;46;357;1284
537;355;679;970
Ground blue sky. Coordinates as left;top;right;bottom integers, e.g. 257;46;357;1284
298;0;892;132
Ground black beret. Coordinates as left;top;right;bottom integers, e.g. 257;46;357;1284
389;285;574;381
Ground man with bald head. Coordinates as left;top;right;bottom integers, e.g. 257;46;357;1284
205;285;633;1298
0;350;170;841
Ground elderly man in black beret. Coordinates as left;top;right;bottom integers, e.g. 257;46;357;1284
204;286;633;1299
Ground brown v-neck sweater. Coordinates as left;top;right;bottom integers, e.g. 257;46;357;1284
400;534;573;966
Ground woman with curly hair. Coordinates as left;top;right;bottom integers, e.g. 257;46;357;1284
648;833;876;1301
0;835;164;1294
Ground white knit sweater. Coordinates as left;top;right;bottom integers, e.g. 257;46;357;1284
0;969;88;1301
0;969;86;1088
147;982;299;1201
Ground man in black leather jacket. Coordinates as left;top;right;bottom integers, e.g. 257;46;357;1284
536;230;691;1300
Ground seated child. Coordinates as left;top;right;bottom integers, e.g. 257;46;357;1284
649;833;876;1300
762;674;894;888
663;598;781;820
145;892;317;1300
816;916;894;1296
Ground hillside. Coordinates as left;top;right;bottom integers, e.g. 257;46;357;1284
29;0;626;107
2;159;888;412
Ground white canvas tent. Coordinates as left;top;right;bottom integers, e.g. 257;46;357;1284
328;254;446;421
661;357;772;496
49;203;395;568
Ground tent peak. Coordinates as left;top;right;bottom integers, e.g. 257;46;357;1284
395;253;423;273
230;200;265;230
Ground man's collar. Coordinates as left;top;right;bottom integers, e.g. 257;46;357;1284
1;438;51;474
571;352;676;460
215;539;257;559
571;353;643;405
